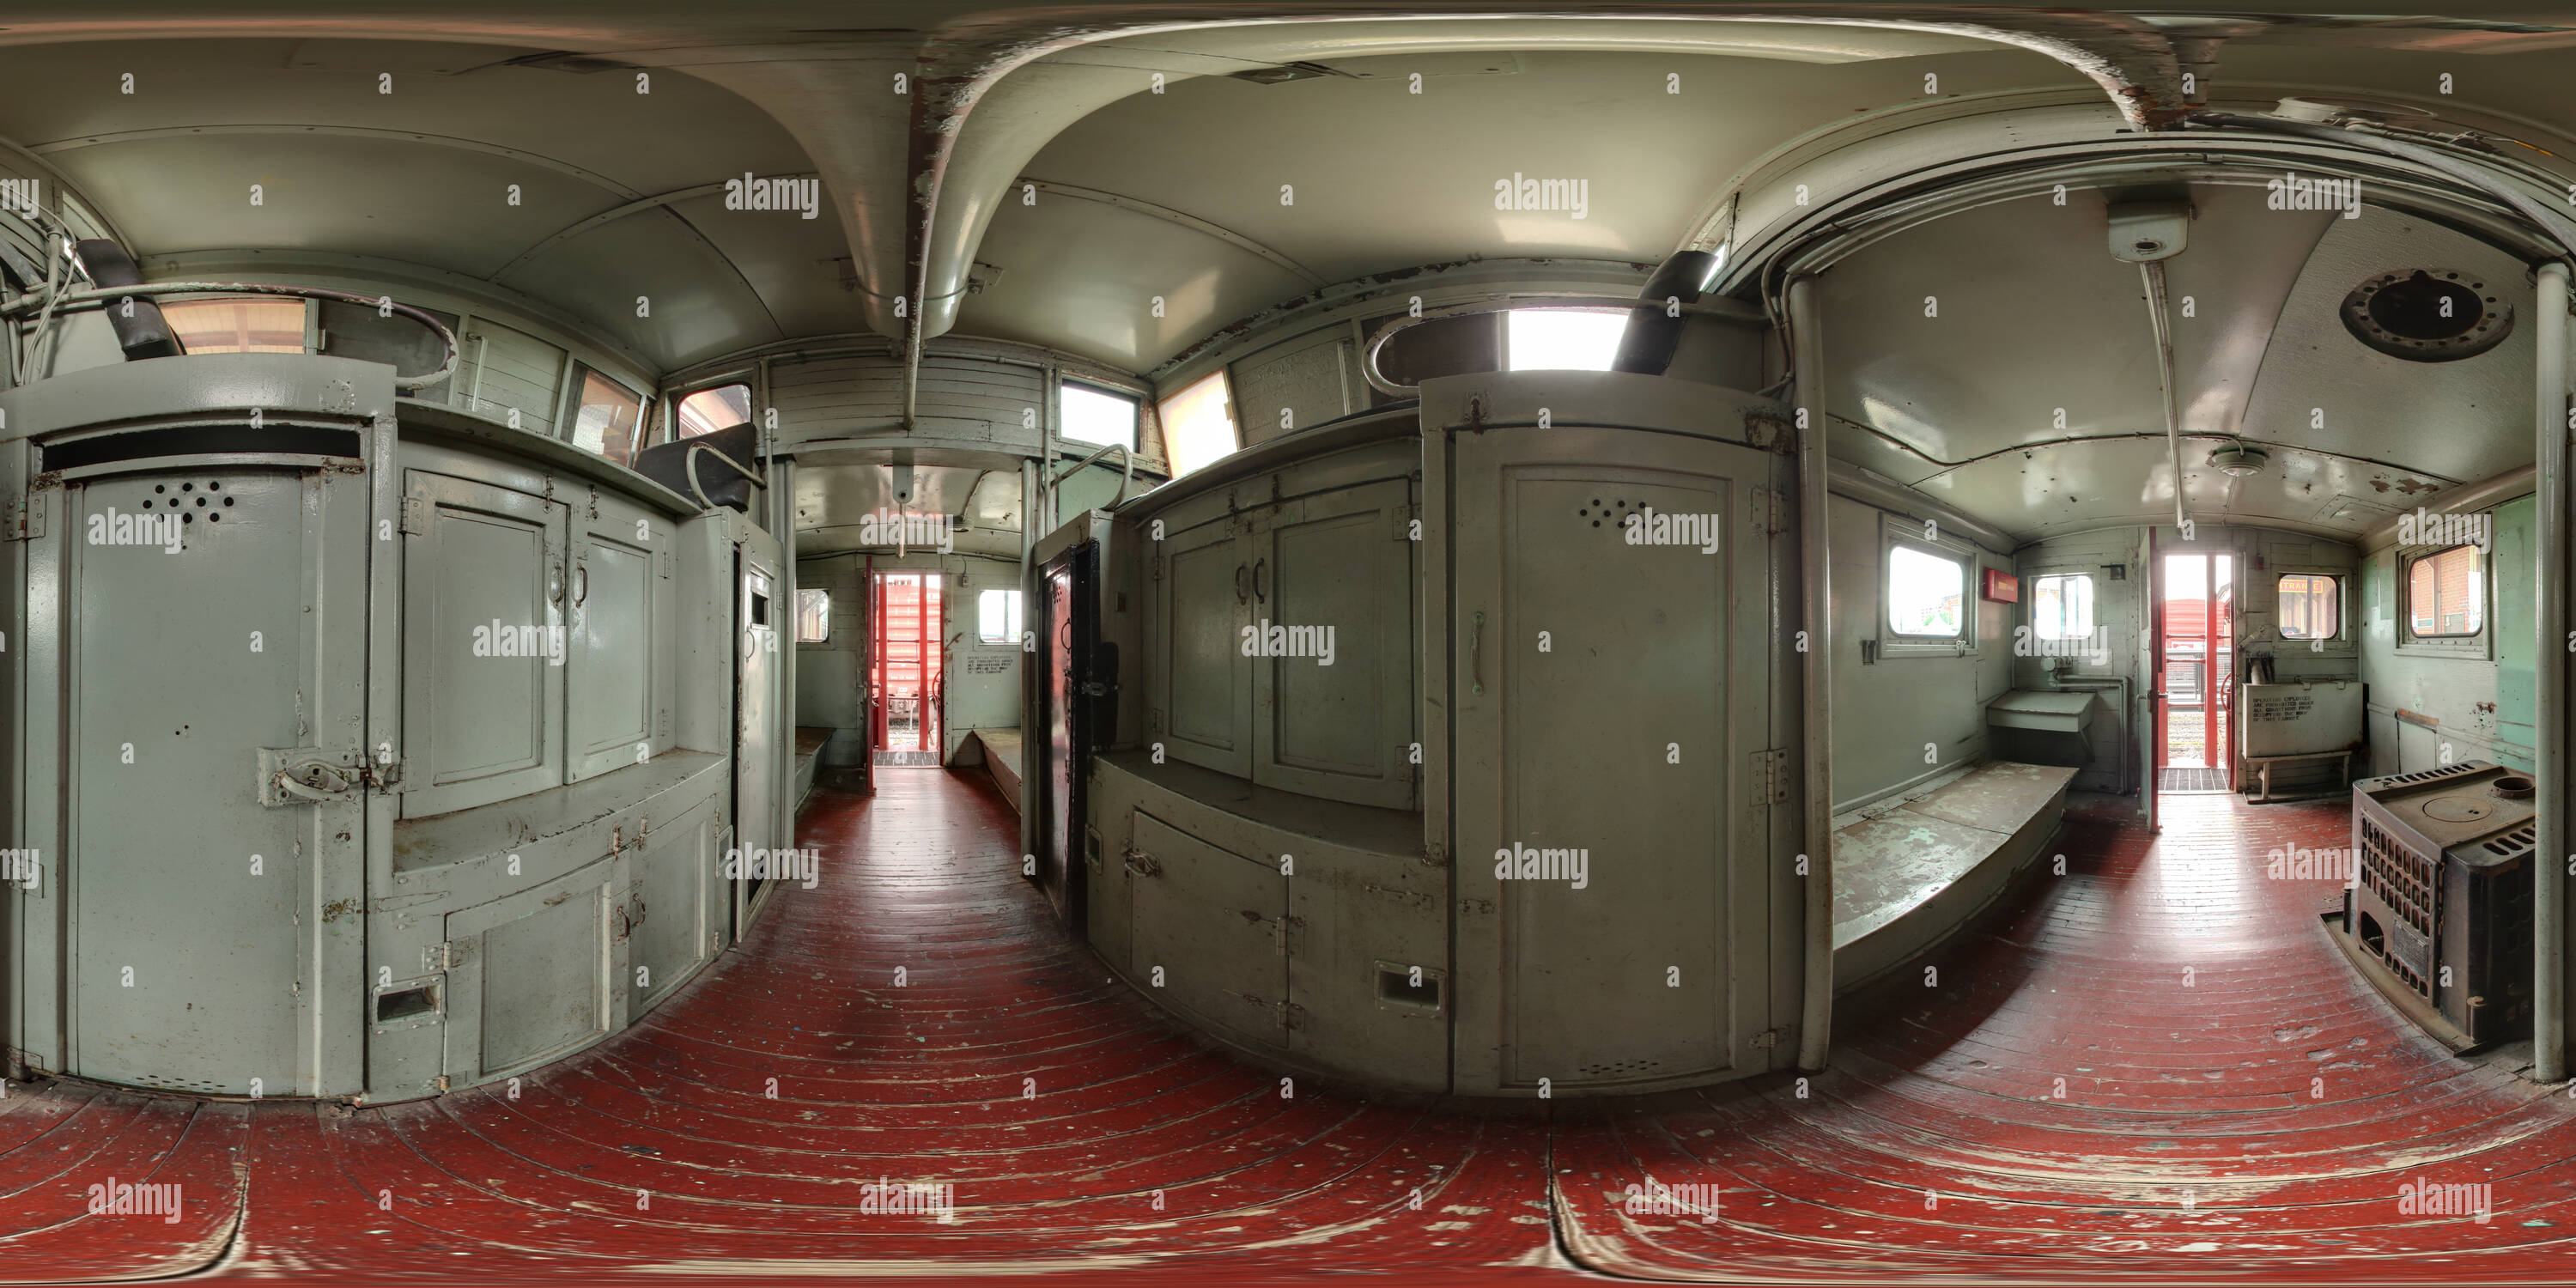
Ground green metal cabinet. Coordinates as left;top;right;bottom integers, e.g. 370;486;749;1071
399;470;567;817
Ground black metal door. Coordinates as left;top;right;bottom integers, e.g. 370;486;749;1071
1034;543;1099;933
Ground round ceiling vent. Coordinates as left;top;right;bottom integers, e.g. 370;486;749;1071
2340;269;2513;361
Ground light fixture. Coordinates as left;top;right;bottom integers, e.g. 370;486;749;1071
2209;442;2269;477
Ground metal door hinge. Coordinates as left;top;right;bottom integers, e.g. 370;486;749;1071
3;493;38;541
659;550;673;580
1751;1025;1790;1049
1148;708;1163;732
1751;748;1791;805
1274;914;1306;957
1151;553;1163;580
400;495;430;535
1459;897;1497;915
1278;1001;1308;1031
1123;848;1162;878
1390;503;1417;540
1749;485;1791;536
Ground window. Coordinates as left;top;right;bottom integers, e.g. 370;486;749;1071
1887;544;1966;639
2277;574;2340;640
1504;308;1629;372
977;589;1023;645
2030;574;2094;640
677;383;752;440
569;368;644;464
795;588;830;643
1157;370;1236;477
165;296;305;354
2407;546;2483;637
1059;382;1138;449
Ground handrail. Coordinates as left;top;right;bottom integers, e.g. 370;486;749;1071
4;279;460;391
1358;291;1762;398
1049;440;1135;509
683;441;765;511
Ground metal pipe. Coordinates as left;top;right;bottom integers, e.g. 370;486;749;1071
1788;274;1834;1072
2537;259;2568;1085
2137;259;2188;531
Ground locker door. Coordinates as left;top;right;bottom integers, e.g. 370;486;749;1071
399;471;567;817
1152;517;1253;777
1249;478;1418;809
1450;416;1787;1092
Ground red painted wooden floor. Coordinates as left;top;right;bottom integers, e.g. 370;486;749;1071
4;775;2570;1285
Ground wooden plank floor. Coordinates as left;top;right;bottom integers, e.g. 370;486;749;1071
3;775;2571;1283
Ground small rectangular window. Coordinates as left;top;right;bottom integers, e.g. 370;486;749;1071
1504;308;1629;372
2407;545;2483;637
569;368;644;464
166;296;306;354
2030;574;2093;640
677;383;752;440
978;588;1023;645
795;588;830;643
2277;573;2339;640
1058;382;1138;449
1887;544;1966;639
1157;371;1236;477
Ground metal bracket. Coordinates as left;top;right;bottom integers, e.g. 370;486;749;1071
3;492;38;541
1751;1025;1790;1049
399;494;430;536
1749;485;1792;536
1751;749;1791;806
1123;848;1162;878
1277;1001;1308;1031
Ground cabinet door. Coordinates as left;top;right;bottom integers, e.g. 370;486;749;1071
1152;517;1253;777
1250;478;1417;808
1127;812;1287;1048
567;494;671;781
400;471;566;817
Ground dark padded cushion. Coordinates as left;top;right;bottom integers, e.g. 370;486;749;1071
631;422;761;512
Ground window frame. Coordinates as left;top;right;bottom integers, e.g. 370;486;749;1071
976;587;1023;646
794;588;831;644
1055;379;1143;453
2274;571;2344;644
2398;543;2489;656
670;378;756;446
2026;572;2096;642
562;362;648;465
1879;517;1981;659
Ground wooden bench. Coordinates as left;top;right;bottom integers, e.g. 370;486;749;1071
1832;761;2078;989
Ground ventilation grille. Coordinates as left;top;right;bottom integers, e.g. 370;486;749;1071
1576;1058;1664;1078
2483;823;2538;860
2358;813;2438;998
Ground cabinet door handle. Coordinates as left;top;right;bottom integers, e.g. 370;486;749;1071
1253;558;1267;603
574;563;589;607
1471;611;1485;696
1236;562;1249;604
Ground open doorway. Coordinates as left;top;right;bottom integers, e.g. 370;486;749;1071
2157;550;2234;793
871;571;945;768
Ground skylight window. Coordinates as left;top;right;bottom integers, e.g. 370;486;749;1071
1504;309;1628;372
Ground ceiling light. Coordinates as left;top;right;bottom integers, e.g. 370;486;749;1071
2209;444;2269;477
